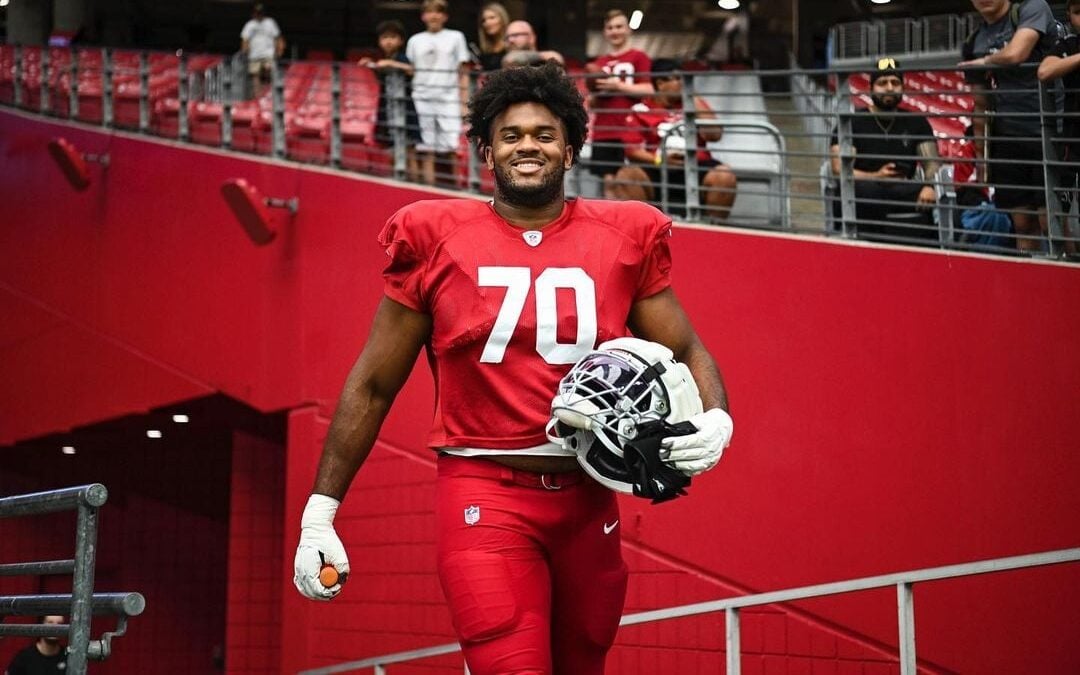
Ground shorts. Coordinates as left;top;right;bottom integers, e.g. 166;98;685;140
247;58;273;81
436;454;627;675
586;141;626;177
987;135;1046;210
412;90;461;153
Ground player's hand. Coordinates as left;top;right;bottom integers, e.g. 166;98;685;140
661;408;733;476
293;494;350;601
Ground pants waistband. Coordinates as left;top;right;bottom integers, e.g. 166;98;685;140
438;454;586;491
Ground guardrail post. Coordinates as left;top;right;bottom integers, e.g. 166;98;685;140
467;70;480;193
330;62;341;168
387;70;407;180
40;47;51;114
138;52;150;132
836;74;857;238
897;582;916;675
1038;79;1064;257
178;53;189;141
69;47;79;118
682;69;701;223
272;60;285;159
222;58;234;150
70;485;107;673
726;607;741;675
13;45;22;107
102;48;113;128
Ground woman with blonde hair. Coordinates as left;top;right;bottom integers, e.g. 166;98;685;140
476;2;509;70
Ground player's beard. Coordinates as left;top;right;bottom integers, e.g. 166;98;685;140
493;162;566;209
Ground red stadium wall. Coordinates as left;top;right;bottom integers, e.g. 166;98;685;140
2;107;1079;675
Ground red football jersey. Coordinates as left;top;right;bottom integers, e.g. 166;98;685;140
589;49;652;141
378;197;672;450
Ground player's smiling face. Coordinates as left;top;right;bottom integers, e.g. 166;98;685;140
486;102;573;208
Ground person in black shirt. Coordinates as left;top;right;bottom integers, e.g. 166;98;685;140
1038;0;1080;254
830;58;941;241
960;0;1062;252
5;616;66;675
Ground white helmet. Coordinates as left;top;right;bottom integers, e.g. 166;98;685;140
547;337;703;502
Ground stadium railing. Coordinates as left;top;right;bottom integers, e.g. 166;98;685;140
296;547;1080;674
0;483;146;675
0;45;1076;259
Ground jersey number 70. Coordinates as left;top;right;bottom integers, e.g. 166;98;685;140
478;266;597;365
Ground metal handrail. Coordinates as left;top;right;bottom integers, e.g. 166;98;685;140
299;547;1080;675
0;483;146;674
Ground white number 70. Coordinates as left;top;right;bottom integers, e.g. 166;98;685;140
478;266;597;365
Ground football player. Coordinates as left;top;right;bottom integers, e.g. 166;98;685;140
293;61;732;674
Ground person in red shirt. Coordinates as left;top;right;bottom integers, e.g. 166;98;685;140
292;61;732;674
585;9;654;182
605;58;738;222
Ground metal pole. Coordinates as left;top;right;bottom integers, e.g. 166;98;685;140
1038;79;1063;257
0;484;108;518
836;74;857;238
726;607;741;675
139;52;150;133
897;582;916;675
467;71;480;192
222;59;234;150
102;48;113;128
388;70;407;180
330;63;341;168
682;70;701;222
271;59;285;159
13;45;22;108
40;47;51;114
67;500;101;674
178;54;189;141
69;47;79;119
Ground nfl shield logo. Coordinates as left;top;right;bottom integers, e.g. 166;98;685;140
464;505;480;526
522;230;542;247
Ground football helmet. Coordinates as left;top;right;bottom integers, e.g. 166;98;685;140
547;337;703;502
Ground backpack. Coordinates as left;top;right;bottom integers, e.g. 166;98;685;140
962;0;1067;62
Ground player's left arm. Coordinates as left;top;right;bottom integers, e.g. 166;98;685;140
628;287;732;475
627;287;727;412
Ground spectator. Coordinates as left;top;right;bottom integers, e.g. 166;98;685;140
406;0;472;187
585;9;653;182
240;3;284;99
475;2;509;71
606;59;738;222
1038;0;1080;254
5;615;66;675
502;20;565;68
829;58;941;242
361;20;422;183
960;0;1063;252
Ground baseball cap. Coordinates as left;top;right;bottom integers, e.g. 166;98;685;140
871;57;903;85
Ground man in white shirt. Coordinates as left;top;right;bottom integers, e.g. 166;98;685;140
240;3;284;99
406;0;471;187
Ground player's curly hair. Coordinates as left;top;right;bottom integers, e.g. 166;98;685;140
465;61;589;164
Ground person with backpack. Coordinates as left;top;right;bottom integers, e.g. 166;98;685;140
959;0;1064;252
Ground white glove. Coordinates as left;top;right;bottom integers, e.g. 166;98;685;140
293;494;350;601
661;408;733;476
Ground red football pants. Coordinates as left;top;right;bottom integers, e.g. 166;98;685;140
436;454;628;675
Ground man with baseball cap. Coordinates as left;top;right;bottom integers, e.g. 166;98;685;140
830;57;942;243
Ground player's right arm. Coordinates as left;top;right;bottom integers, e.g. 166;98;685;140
295;297;431;600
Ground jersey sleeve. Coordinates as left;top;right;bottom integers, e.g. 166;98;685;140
637;213;673;300
1017;0;1053;35
454;31;471;65
240;21;254;40
634;51;653;84
377;209;429;312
